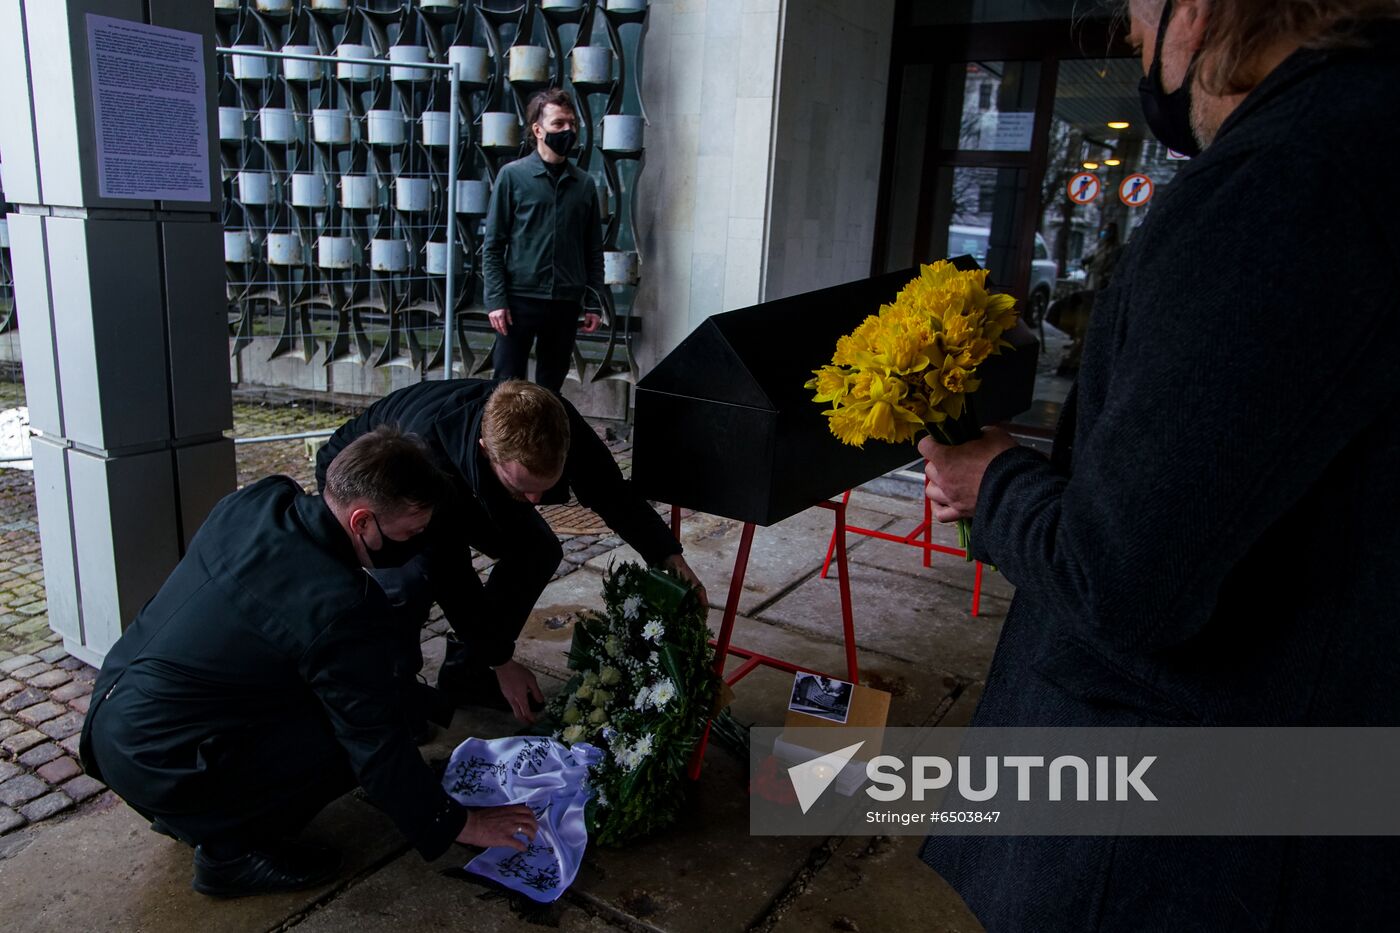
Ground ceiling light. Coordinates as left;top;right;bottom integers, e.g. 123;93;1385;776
1107;121;1130;130
1104;158;1121;166
1082;161;1100;170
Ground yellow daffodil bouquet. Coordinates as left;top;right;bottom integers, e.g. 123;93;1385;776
804;260;1019;551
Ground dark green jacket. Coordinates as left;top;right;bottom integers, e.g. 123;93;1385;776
79;477;469;859
482;149;605;309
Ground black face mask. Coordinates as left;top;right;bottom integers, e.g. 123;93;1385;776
1137;0;1203;158
542;128;576;159
362;516;427;569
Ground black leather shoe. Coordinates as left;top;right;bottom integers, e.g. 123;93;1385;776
192;840;342;898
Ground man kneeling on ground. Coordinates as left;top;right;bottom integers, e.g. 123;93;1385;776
79;427;537;898
315;379;707;725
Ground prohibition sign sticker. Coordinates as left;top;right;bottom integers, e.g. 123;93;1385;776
1067;172;1101;204
1119;173;1154;207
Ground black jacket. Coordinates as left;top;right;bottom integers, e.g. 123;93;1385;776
79;478;469;859
315;380;681;665
481;150;605;309
923;31;1400;931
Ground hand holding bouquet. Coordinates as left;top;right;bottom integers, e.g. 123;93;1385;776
804;260;1020;551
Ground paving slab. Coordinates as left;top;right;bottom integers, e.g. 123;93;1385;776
570;744;816;933
585;506;898;617
511;569;609;680
846;534;1017;604
757;562;1008;682
0;791;406;933
929;681;987;730
845;487;928;521
767;834;983;933
289;847;626;932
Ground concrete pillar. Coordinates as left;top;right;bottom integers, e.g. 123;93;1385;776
0;0;233;665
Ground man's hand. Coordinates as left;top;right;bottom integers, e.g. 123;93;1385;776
918;428;1017;524
456;804;538;851
663;554;709;608
494;659;545;724
488;307;512;335
580;312;602;333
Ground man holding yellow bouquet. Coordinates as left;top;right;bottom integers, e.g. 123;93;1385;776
918;0;1400;929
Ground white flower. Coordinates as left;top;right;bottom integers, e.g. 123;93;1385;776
575;683;593;700
612;742;640;771
604;635;623;658
599;666;622;686
588;708;608;725
561;724;586;744
622;595;643;621
642;620;664;643
596;789;609;808
649;678;676;709
634;734;654;758
633;686;651;710
583;670;600;687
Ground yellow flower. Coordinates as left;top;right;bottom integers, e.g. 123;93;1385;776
826;405;872;446
805;365;851;403
812;260;1018;449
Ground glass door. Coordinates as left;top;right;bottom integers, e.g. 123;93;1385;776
875;8;1187;434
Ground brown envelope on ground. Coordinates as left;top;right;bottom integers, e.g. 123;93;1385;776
781;673;891;760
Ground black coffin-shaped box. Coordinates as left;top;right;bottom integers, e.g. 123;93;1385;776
632;263;1039;526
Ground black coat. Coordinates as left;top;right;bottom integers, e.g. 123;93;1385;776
922;32;1400;931
315;379;680;665
79;478;468;859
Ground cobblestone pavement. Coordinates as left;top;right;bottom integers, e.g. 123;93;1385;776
0;381;640;839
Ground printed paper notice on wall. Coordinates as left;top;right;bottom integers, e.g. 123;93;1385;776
86;14;210;202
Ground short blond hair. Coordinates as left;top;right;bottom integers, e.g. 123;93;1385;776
481;380;570;476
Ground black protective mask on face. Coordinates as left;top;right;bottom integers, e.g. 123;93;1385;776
362;516;427;569
542;128;577;159
1137;0;1203;157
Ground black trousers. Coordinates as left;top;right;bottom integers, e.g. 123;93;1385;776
490;295;582;392
93;699;359;852
434;489;563;682
87;589;443;852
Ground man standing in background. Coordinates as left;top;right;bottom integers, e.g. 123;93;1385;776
483;88;605;392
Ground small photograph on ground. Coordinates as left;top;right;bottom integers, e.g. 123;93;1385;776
788;673;853;724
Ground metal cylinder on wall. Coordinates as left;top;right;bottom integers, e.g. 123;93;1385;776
202;0;650;404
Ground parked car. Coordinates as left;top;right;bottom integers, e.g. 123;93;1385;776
946;224;1058;327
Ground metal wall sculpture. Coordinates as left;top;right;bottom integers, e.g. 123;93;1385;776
214;0;648;383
